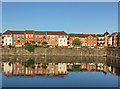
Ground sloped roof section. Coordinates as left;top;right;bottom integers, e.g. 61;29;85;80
3;30;68;35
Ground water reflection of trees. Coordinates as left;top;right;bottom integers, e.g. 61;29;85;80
1;56;120;76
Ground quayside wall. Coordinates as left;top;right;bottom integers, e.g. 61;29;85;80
0;48;119;58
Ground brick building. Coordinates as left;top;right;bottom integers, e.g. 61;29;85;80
68;34;97;47
3;30;68;47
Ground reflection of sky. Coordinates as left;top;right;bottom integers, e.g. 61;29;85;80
2;72;118;87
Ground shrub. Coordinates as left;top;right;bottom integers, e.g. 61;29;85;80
42;65;47;69
23;59;35;67
42;41;48;45
25;43;35;52
8;45;11;48
72;65;81;71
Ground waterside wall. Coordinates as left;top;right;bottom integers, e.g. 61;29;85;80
1;48;119;58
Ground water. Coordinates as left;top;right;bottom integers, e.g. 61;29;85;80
1;56;120;87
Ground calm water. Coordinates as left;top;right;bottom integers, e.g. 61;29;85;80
1;56;120;87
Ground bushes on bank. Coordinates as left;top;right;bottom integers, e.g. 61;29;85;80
25;42;35;52
23;59;35;68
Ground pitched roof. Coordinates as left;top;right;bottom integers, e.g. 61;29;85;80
109;32;120;37
3;30;68;35
69;34;97;37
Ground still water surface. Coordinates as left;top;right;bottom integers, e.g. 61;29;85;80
1;56;120;87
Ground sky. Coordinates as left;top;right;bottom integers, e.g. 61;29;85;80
2;2;118;34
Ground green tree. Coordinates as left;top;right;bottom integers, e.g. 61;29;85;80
38;41;41;45
31;41;35;44
24;59;35;67
42;41;48;45
25;42;29;46
72;38;82;46
25;43;35;52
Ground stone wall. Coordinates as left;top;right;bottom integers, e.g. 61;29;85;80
107;48;120;58
1;48;107;57
0;48;120;58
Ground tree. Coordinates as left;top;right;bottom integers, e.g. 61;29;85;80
72;38;82;46
31;41;35;44
38;41;41;45
25;43;35;52
42;41;48;45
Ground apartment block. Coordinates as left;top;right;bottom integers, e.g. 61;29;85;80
2;30;120;48
68;34;97;47
108;32;120;47
3;30;68;47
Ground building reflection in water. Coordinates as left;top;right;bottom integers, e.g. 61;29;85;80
1;61;120;76
2;62;67;76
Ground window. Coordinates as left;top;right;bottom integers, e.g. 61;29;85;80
56;36;57;38
56;40;57;42
91;38;92;39
22;35;24;38
60;39;62;42
52;39;54;43
39;36;40;38
48;40;50;42
36;40;37;42
17;35;18;37
41;40;42;42
36;35;37;38
22;39;24;42
18;38;20;42
44;36;46;39
14;35;15;37
91;41;92;43
41;36;42;38
60;36;62;38
26;40;28;42
44;40;46;42
64;36;65;38
64;39;66;42
51;36;52;38
29;35;30;38
53;36;55;38
29;39;33;42
14;39;16;41
48;36;50;38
